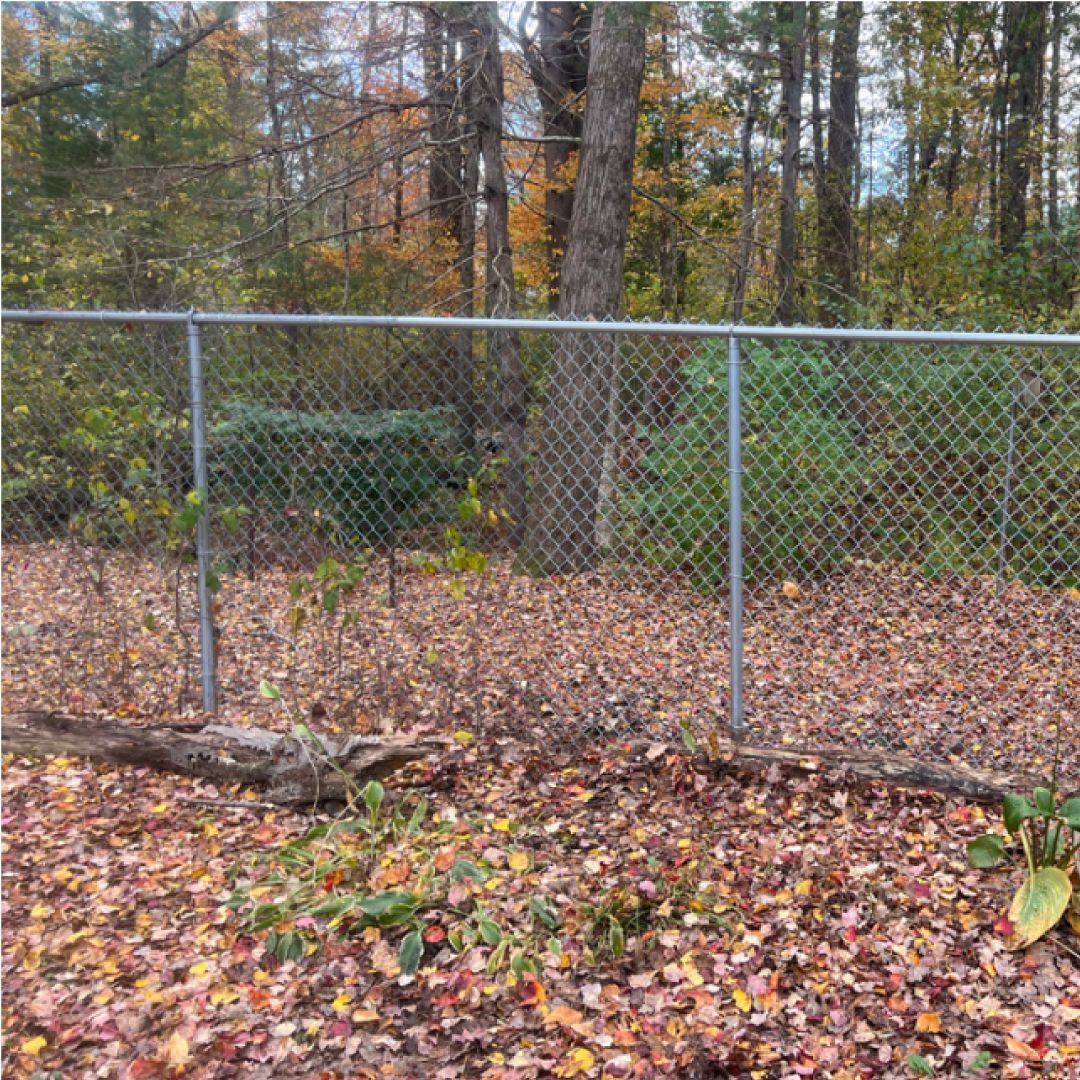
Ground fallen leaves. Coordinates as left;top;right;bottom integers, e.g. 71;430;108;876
19;1036;47;1056
557;1047;596;1076
2;544;1079;1077
165;1031;190;1066
915;1011;942;1033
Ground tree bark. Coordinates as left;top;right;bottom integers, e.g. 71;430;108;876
807;3;825;216
657;26;681;319
519;2;647;575
943;12;968;213
703;737;1064;805
265;2;290;247
732;29;769;322
1047;1;1062;234
818;1;862;323
1000;2;1048;254
520;2;592;309
2;712;443;807
468;5;527;544
424;9;476;454
776;1;807;326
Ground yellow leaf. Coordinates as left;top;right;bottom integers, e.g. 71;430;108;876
166;1032;190;1066
1006;867;1072;950
152;803;168;814
733;988;752;1013
332;992;352;1012
209;986;239;1006
795;879;813;897
782;580;801;600
188;961;209;978
509;851;530;872
916;1011;942;1033
680;953;705;987
21;1036;47;1056
493;818;511;833
559;1047;596;1076
30;904;49;919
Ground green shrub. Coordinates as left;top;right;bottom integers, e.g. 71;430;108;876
627;341;1078;589
210;403;458;545
629;342;864;587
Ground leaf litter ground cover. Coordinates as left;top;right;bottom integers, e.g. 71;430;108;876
2;543;1076;780
2;543;1079;1077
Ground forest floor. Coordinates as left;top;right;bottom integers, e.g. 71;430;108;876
2;543;1079;1078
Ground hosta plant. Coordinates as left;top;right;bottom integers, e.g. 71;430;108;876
967;785;1080;949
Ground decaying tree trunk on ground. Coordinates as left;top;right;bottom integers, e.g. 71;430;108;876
2;711;442;807
707;737;1056;804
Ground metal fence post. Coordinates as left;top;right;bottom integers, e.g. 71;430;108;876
727;332;746;737
186;311;218;713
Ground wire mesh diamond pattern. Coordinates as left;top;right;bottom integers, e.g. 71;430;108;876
2;313;1076;784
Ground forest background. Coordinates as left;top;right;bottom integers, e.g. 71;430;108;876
2;0;1078;331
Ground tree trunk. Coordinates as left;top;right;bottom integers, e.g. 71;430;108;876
988;44;1003;244
704;736;1061;805
468;4;527;544
732;29;769;322
2;712;442;807
265;2;289;246
33;2;66;199
943;15;967;213
519;2;647;575
776;1;807;326
521;2;592;309
1047;2;1062;234
1000;2;1048;254
393;8;409;242
817;1;862;324
424;9;476;454
808;3;825;217
657;27;681;319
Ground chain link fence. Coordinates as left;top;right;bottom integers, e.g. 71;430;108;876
2;311;1077;784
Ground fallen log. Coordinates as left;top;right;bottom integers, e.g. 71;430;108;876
2;711;443;807
708;737;1056;803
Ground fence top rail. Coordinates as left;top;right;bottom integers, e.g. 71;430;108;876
3;308;1079;348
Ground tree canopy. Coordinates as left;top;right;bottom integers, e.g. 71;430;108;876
2;1;1078;326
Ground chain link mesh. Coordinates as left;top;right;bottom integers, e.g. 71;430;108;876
2;315;1076;783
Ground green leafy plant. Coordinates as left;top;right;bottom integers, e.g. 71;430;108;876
576;868;728;963
411;470;503;733
286;554;370;680
967;777;1080;949
227;800;553;982
227;785;435;968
